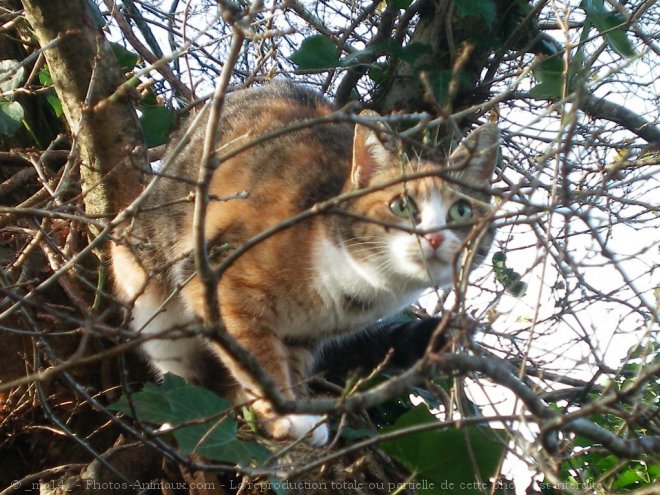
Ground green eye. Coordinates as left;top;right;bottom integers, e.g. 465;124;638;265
448;200;473;224
389;194;418;219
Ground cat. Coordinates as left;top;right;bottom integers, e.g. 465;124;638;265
110;81;499;446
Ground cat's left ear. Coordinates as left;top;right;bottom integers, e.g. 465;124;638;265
448;123;500;183
351;110;398;189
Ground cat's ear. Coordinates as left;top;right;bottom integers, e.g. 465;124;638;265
448;123;500;183
351;110;398;189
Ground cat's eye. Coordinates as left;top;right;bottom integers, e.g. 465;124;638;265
389;194;419;221
448;200;473;224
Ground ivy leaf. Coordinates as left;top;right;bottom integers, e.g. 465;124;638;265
38;68;63;118
139;103;177;148
38;68;53;86
396;42;433;64
613;466;648;489
0;100;24;136
580;0;636;58
85;0;106;28
492;251;527;297
454;0;497;28
341;40;431;70
0;59;25;92
381;406;505;494
290;35;340;70
529;56;565;99
110;374;270;465
425;68;452;104
393;0;413;8
45;93;63;118
367;64;388;83
340;45;379;67
111;42;141;73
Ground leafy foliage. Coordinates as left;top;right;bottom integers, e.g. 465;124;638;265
1;0;658;493
543;344;659;492
492;251;527;297
139;90;177;148
0;60;25;136
580;0;637;58
382;406;506;495
110;374;270;465
290;34;340;70
453;0;498;28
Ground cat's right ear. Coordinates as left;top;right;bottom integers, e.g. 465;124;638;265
351;110;397;189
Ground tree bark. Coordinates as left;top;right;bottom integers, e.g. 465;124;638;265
21;0;147;219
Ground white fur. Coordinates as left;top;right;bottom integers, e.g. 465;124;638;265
389;189;463;286
279;415;329;446
131;286;202;381
312;238;424;333
312;188;468;333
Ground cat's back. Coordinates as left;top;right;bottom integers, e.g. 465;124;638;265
133;82;353;270
208;81;353;208
174;81;350;182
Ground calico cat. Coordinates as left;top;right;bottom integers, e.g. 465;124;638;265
111;81;499;446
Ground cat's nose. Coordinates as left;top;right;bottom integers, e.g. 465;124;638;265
425;232;444;250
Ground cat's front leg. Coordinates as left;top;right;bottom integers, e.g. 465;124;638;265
182;277;328;445
279;341;328;445
207;328;328;446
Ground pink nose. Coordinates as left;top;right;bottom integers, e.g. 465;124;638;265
425;232;444;250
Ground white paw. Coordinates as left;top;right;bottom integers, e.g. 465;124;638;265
271;414;329;446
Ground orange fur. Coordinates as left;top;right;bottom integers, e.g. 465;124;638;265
111;81;499;445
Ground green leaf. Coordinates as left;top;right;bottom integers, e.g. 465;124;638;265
339;40;431;69
367;64;388;83
392;0;413;8
0;100;24;136
46;92;63;118
290;35;340;70
381;406;505;494
595;454;618;472
597;13;636;58
425;68;452;104
38;68;53;86
139;102;177;148
110;42;140;73
530;56;565;99
340;45;379;67
613;467;647;489
397;42;433;64
268;478;289;495
110;374;270;465
580;0;636;58
0;59;25;92
454;0;497;28
529;81;563;99
492;251;527;297
85;0;106;28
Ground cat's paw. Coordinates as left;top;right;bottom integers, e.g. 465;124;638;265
269;414;328;446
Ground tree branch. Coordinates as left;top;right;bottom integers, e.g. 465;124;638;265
581;92;660;148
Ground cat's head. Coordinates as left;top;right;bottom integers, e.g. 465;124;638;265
339;115;499;289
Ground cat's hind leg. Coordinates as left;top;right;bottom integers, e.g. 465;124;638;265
132;288;206;383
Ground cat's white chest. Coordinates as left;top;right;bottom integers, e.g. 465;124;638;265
302;238;422;337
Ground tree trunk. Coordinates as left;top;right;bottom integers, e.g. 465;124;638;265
21;0;147;219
